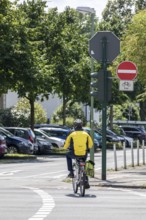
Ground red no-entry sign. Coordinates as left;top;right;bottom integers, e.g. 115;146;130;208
117;61;138;80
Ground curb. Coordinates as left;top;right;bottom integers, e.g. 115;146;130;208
90;183;146;189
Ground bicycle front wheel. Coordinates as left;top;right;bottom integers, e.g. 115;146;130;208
72;167;79;194
79;172;86;197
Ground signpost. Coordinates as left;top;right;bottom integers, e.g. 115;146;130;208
117;61;138;80
89;31;120;181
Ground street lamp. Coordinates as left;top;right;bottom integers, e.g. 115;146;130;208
76;6;95;162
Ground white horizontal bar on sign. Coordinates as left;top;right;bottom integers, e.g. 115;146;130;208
118;70;137;73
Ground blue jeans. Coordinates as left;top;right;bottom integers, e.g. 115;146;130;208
66;150;87;172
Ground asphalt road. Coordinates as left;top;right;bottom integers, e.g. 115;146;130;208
0;150;146;220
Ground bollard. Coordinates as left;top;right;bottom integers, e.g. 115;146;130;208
123;141;127;169
137;139;140;166
131;141;134;167
142;140;145;165
113;143;117;171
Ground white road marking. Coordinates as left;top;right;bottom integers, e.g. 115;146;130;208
52;174;66;179
25;187;55;220
0;170;22;176
110;187;146;197
20;170;67;178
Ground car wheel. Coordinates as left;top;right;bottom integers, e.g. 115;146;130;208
36;147;41;155
52;143;59;148
7;146;18;154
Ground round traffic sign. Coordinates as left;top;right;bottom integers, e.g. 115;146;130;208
117;61;138;80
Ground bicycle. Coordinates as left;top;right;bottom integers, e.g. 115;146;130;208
72;157;87;197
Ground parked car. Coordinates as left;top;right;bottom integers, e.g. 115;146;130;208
0;135;7;158
112;127;134;147
106;129;134;147
120;126;146;143
36;137;53;155
34;123;70;129
34;129;65;148
4;127;38;154
83;127;101;149
95;128;121;143
0;127;34;154
39;127;70;140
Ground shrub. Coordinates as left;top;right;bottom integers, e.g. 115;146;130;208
0;98;47;127
51;101;86;127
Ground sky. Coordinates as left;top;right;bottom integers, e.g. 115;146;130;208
11;0;109;18
47;0;108;18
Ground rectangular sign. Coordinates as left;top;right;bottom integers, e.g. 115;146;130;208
119;80;134;91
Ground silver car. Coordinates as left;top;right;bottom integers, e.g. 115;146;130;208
34;129;65;148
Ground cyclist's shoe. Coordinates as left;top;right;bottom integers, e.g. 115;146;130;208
85;182;90;189
67;172;74;178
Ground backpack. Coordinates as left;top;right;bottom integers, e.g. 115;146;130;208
85;160;95;177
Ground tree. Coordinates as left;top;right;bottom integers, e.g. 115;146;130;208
11;97;47;126
0;0;19;94
45;7;91;125
135;0;146;11
9;0;54;130
51;101;86;127
99;0;134;38
120;10;146;120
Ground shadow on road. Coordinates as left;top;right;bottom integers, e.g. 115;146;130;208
66;193;96;198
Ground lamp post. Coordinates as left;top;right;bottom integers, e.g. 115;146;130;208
76;7;95;162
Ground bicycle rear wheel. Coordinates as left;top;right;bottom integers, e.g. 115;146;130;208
79;172;86;197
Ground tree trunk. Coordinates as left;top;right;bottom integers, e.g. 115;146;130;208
109;105;113;130
62;93;66;125
140;101;146;121
29;99;35;130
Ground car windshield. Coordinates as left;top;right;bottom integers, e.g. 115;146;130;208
94;132;101;139
38;130;52;137
0;128;14;137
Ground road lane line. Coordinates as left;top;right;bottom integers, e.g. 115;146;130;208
25;187;55;220
110;187;146;197
0;170;22;176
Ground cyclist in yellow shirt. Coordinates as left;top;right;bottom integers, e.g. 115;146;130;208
64;119;93;187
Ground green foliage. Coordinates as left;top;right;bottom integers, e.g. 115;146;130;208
121;10;146;119
111;102;140;121
48;8;91;104
0;108;16;126
11;98;47;126
100;0;134;38
0;97;47;127
51;101;86;127
0;0;19;95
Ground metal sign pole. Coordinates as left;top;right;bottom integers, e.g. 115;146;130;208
101;37;107;180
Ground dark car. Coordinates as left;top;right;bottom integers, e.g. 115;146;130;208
0;127;34;154
83;127;101;149
0;135;7;158
39;127;70;140
95;128;121;143
119;126;146;143
36;137;53;155
4;127;38;154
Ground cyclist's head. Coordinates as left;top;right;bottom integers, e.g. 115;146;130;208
74;119;83;130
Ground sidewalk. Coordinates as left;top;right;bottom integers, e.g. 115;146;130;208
90;165;146;189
